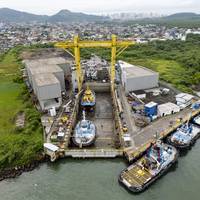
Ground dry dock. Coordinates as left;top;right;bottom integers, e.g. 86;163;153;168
44;81;200;162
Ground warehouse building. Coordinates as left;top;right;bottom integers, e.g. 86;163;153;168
33;73;62;110
24;58;67;91
118;61;159;93
24;57;71;111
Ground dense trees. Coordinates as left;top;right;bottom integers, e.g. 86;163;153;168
81;34;200;93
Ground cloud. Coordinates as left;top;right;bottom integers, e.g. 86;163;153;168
0;0;199;14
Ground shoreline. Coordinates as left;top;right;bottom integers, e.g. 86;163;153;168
0;154;47;181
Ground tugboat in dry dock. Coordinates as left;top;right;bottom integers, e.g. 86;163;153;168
72;111;96;148
119;141;178;193
81;86;96;111
167;122;200;149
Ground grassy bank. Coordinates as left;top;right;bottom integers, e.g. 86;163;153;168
0;48;43;169
82;34;200;93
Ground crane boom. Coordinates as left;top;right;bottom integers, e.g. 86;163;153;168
55;35;135;92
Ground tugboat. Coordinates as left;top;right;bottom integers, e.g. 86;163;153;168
81;86;96;111
73;111;96;148
193;115;200;126
119;141;178;193
167;122;200;149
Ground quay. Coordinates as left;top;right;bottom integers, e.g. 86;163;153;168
44;81;200;162
36;35;200;164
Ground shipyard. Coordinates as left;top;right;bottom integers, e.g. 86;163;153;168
1;1;200;198
18;34;200;192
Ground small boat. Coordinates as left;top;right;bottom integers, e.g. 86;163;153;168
73;111;96;147
167;123;200;149
81;86;95;111
193;115;200;126
119;141;178;193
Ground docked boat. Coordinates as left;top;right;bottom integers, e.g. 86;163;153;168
119;141;178;193
193;115;200;126
81;86;96;111
167;123;200;149
72;111;96;147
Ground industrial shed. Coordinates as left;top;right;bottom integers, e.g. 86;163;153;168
157;102;180;117
118;60;159;93
23;57;71;111
24;57;71;91
25;62;65;91
33;73;62;110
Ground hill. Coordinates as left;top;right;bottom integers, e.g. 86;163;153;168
165;12;200;20
0;8;48;22
123;12;200;28
50;9;108;22
0;8;109;23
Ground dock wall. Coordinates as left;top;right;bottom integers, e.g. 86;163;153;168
64;149;123;158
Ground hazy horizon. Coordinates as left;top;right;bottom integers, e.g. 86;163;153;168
0;0;200;16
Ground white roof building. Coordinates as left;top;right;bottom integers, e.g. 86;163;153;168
118;60;159;93
44;143;59;152
176;93;194;109
176;93;194;103
158;102;180;117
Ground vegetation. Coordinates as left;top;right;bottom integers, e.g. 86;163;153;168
0;45;50;169
82;34;200;93
121;13;200;28
0;34;200;169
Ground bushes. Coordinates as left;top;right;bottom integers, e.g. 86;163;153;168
120;35;200;93
0;45;43;170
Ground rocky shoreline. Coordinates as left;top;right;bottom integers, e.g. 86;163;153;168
0;155;47;181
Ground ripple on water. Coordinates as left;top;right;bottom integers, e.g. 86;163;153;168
0;141;200;200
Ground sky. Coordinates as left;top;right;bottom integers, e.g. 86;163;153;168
0;0;199;15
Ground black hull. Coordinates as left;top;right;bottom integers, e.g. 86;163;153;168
167;132;200;149
81;105;96;112
119;151;179;193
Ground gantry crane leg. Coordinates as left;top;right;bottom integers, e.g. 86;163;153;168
74;35;82;92
55;35;135;93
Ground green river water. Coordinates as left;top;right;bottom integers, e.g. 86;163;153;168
1;140;200;200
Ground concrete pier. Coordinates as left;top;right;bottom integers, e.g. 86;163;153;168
64;149;123;158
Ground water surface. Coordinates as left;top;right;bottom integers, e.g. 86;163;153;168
1;140;200;200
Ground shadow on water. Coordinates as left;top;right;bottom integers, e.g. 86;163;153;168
46;157;126;172
179;139;199;157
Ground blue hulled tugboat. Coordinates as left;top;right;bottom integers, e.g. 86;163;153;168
119;141;178;193
73;111;96;148
167;122;200;149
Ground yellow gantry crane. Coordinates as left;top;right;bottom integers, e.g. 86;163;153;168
55;34;135;92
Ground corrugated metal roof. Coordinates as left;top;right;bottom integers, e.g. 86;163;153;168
176;93;194;101
158;102;180;113
119;60;158;78
44;143;59;152
145;101;158;108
